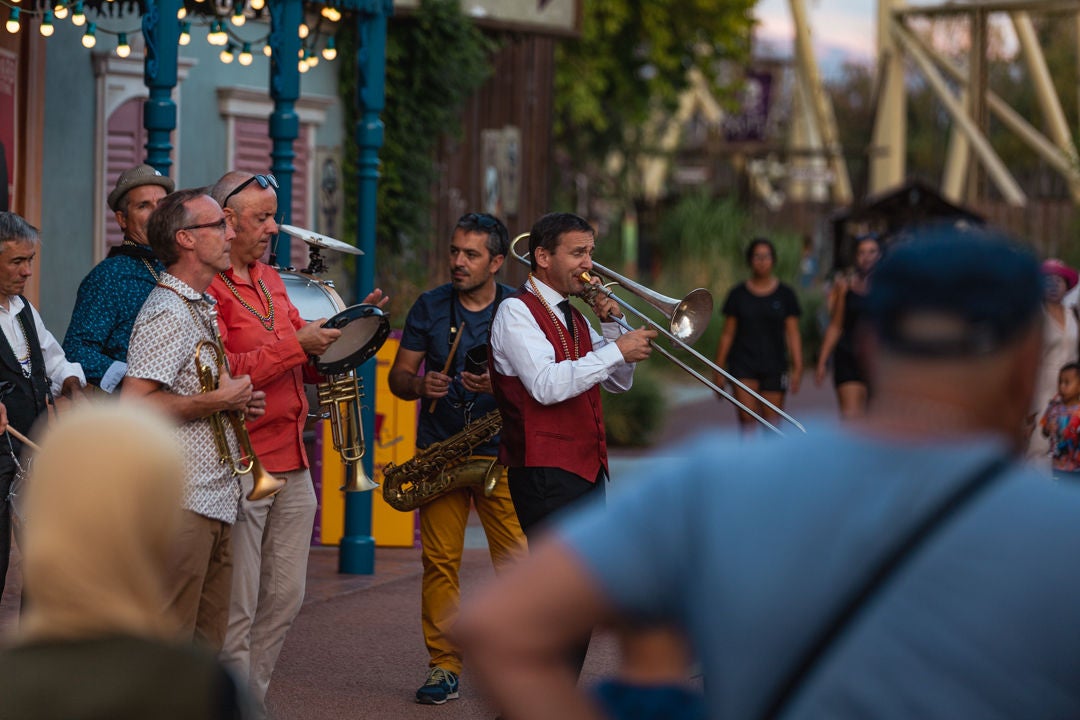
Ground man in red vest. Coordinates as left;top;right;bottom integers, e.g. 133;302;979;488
488;211;655;674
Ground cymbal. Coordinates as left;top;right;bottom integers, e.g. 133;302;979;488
279;224;364;256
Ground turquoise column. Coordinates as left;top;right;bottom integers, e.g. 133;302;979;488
268;0;304;259
142;0;181;174
339;0;392;575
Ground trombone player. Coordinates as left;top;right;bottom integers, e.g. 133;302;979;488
488;212;655;678
123;188;266;650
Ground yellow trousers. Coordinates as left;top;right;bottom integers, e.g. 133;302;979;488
419;460;526;674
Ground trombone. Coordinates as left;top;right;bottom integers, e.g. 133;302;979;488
510;233;806;436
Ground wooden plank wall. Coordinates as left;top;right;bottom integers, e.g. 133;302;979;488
426;33;556;289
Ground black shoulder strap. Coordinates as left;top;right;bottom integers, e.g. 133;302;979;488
761;455;1012;719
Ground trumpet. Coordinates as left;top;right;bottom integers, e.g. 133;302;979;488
317;372;379;492
195;311;286;501
510;233;805;436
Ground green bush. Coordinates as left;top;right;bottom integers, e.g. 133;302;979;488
602;364;667;447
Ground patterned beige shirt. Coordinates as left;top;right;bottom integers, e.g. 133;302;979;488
126;272;241;523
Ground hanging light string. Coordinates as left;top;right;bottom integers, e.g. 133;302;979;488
0;0;339;68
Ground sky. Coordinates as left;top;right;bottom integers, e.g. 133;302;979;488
755;0;877;72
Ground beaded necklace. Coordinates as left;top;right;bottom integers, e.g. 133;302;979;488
528;273;580;361
13;315;32;379
217;272;275;332
122;238;161;282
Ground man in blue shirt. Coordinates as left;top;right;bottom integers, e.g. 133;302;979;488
63;164;173;391
388;212;526;705
459;224;1080;719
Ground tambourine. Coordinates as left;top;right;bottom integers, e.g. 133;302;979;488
316;303;390;375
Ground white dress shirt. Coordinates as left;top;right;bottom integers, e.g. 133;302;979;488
491;276;634;405
0;296;86;395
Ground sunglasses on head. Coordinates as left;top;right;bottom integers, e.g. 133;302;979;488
223;173;279;207
462;213;498;230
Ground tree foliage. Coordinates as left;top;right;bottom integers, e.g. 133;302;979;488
339;0;492;261
554;0;756;211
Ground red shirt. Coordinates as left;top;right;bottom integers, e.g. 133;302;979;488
208;262;314;472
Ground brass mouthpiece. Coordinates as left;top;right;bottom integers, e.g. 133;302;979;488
579;272;592;283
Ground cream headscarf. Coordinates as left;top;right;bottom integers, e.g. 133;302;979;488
17;402;185;643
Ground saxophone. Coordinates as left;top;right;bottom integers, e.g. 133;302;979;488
382;409;504;512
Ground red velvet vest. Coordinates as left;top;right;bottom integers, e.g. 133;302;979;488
491;291;608;482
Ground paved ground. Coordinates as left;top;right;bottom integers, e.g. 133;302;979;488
0;376;838;718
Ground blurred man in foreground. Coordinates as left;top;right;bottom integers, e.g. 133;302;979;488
459;225;1080;719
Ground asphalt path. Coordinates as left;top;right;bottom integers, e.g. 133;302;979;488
0;375;839;718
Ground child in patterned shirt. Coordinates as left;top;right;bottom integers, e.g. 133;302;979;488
1040;362;1080;480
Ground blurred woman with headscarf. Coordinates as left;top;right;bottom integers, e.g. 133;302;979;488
0;403;243;719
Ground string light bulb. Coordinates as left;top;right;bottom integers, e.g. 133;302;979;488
306;49;318;68
209;20;228;45
5;8;20;34
321;35;336;61
53;3;68;20
298;58;309;73
239;42;252;66
116;32;130;57
81;21;96;47
71;2;85;26
177;6;186;19
39;10;54;37
231;4;245;27
178;21;190;45
320;5;341;22
262;43;271;57
298;22;308;39
249;0;264;9
219;42;235;64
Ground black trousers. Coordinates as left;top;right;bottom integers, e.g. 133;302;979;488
508;465;606;678
0;452;15;601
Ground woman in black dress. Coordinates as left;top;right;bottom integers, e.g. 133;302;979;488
714;238;803;434
815;233;882;419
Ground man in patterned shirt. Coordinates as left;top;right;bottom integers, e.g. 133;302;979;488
63;164;174;392
122;187;266;650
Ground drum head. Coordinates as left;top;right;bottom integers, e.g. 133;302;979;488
317;304;391;375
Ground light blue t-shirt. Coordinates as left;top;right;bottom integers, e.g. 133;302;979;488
560;421;1080;719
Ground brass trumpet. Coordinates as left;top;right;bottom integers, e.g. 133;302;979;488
510;233;805;436
195;312;286;501
317;372;379;492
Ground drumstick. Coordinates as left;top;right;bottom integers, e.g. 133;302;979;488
428;324;463;414
6;427;40;453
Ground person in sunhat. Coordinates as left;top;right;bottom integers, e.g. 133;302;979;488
62;164;174;392
1026;258;1080;469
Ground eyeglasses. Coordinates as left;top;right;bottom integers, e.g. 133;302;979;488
180;217;229;234
222;173;279;207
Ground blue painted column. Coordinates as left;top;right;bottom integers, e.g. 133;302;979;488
142;0;181;174
340;0;392;575
268;0;304;259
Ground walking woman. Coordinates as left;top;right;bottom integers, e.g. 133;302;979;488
714;238;803;434
815;233;881;420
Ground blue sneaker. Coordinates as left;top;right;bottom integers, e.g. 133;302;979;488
415;666;460;705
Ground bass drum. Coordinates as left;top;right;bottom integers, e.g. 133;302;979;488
279;269;345;322
279;270;346;430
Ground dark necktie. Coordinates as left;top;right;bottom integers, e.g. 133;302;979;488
557;300;576;339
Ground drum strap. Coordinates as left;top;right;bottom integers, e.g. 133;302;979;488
760;454;1011;719
448;284;504;350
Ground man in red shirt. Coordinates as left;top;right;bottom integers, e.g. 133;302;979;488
207;171;385;718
